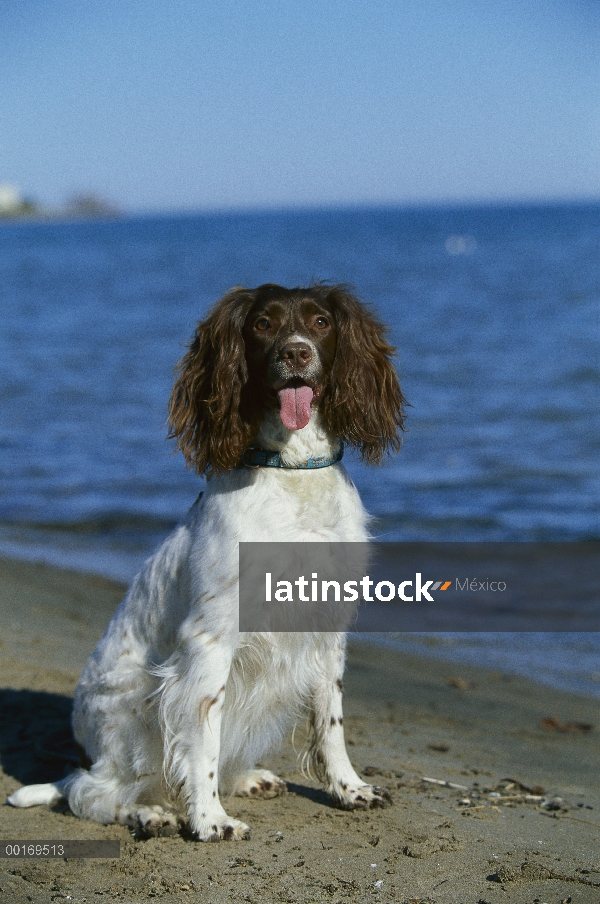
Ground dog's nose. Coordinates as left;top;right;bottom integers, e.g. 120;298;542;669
280;342;313;369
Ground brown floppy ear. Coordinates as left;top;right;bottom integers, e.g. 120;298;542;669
168;288;258;475
320;286;406;463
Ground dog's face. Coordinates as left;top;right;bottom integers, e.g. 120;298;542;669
169;283;405;474
242;291;338;431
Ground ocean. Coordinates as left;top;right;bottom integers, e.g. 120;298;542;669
0;203;598;696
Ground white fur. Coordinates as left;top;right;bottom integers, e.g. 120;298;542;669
7;413;391;839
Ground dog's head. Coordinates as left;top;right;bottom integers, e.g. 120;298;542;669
168;283;405;475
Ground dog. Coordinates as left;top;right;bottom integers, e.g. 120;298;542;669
8;283;404;840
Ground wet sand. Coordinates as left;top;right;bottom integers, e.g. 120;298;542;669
0;555;598;903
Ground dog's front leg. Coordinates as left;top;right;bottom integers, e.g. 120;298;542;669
158;634;250;841
310;635;392;811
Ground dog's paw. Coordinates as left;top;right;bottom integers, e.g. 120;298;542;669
330;783;393;811
232;769;287;799
193;816;251;842
117;805;181;838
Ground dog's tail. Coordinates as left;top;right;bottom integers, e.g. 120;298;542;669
7;781;66;809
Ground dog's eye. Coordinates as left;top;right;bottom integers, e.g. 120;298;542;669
315;316;329;329
255;318;271;331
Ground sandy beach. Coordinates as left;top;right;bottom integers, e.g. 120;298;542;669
0;555;598;904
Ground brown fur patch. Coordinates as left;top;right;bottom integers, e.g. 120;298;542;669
198;695;220;725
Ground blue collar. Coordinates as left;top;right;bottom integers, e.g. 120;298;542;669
239;443;344;470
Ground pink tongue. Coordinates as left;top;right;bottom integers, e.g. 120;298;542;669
277;385;314;430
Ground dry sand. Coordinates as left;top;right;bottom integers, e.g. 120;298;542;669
0;555;598;904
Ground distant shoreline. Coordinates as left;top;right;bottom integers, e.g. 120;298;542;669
0;193;122;224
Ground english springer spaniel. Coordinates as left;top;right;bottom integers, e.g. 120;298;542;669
8;283;405;840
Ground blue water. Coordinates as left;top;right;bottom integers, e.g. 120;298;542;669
0;203;598;696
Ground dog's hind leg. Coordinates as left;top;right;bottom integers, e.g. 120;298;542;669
58;765;180;835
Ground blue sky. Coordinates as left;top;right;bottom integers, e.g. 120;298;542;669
1;0;599;212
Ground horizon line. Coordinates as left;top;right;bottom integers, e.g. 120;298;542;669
2;193;599;227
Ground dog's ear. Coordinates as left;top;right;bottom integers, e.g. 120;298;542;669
320;286;405;463
168;288;258;475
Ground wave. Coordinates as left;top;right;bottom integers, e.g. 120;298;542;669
0;512;179;537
